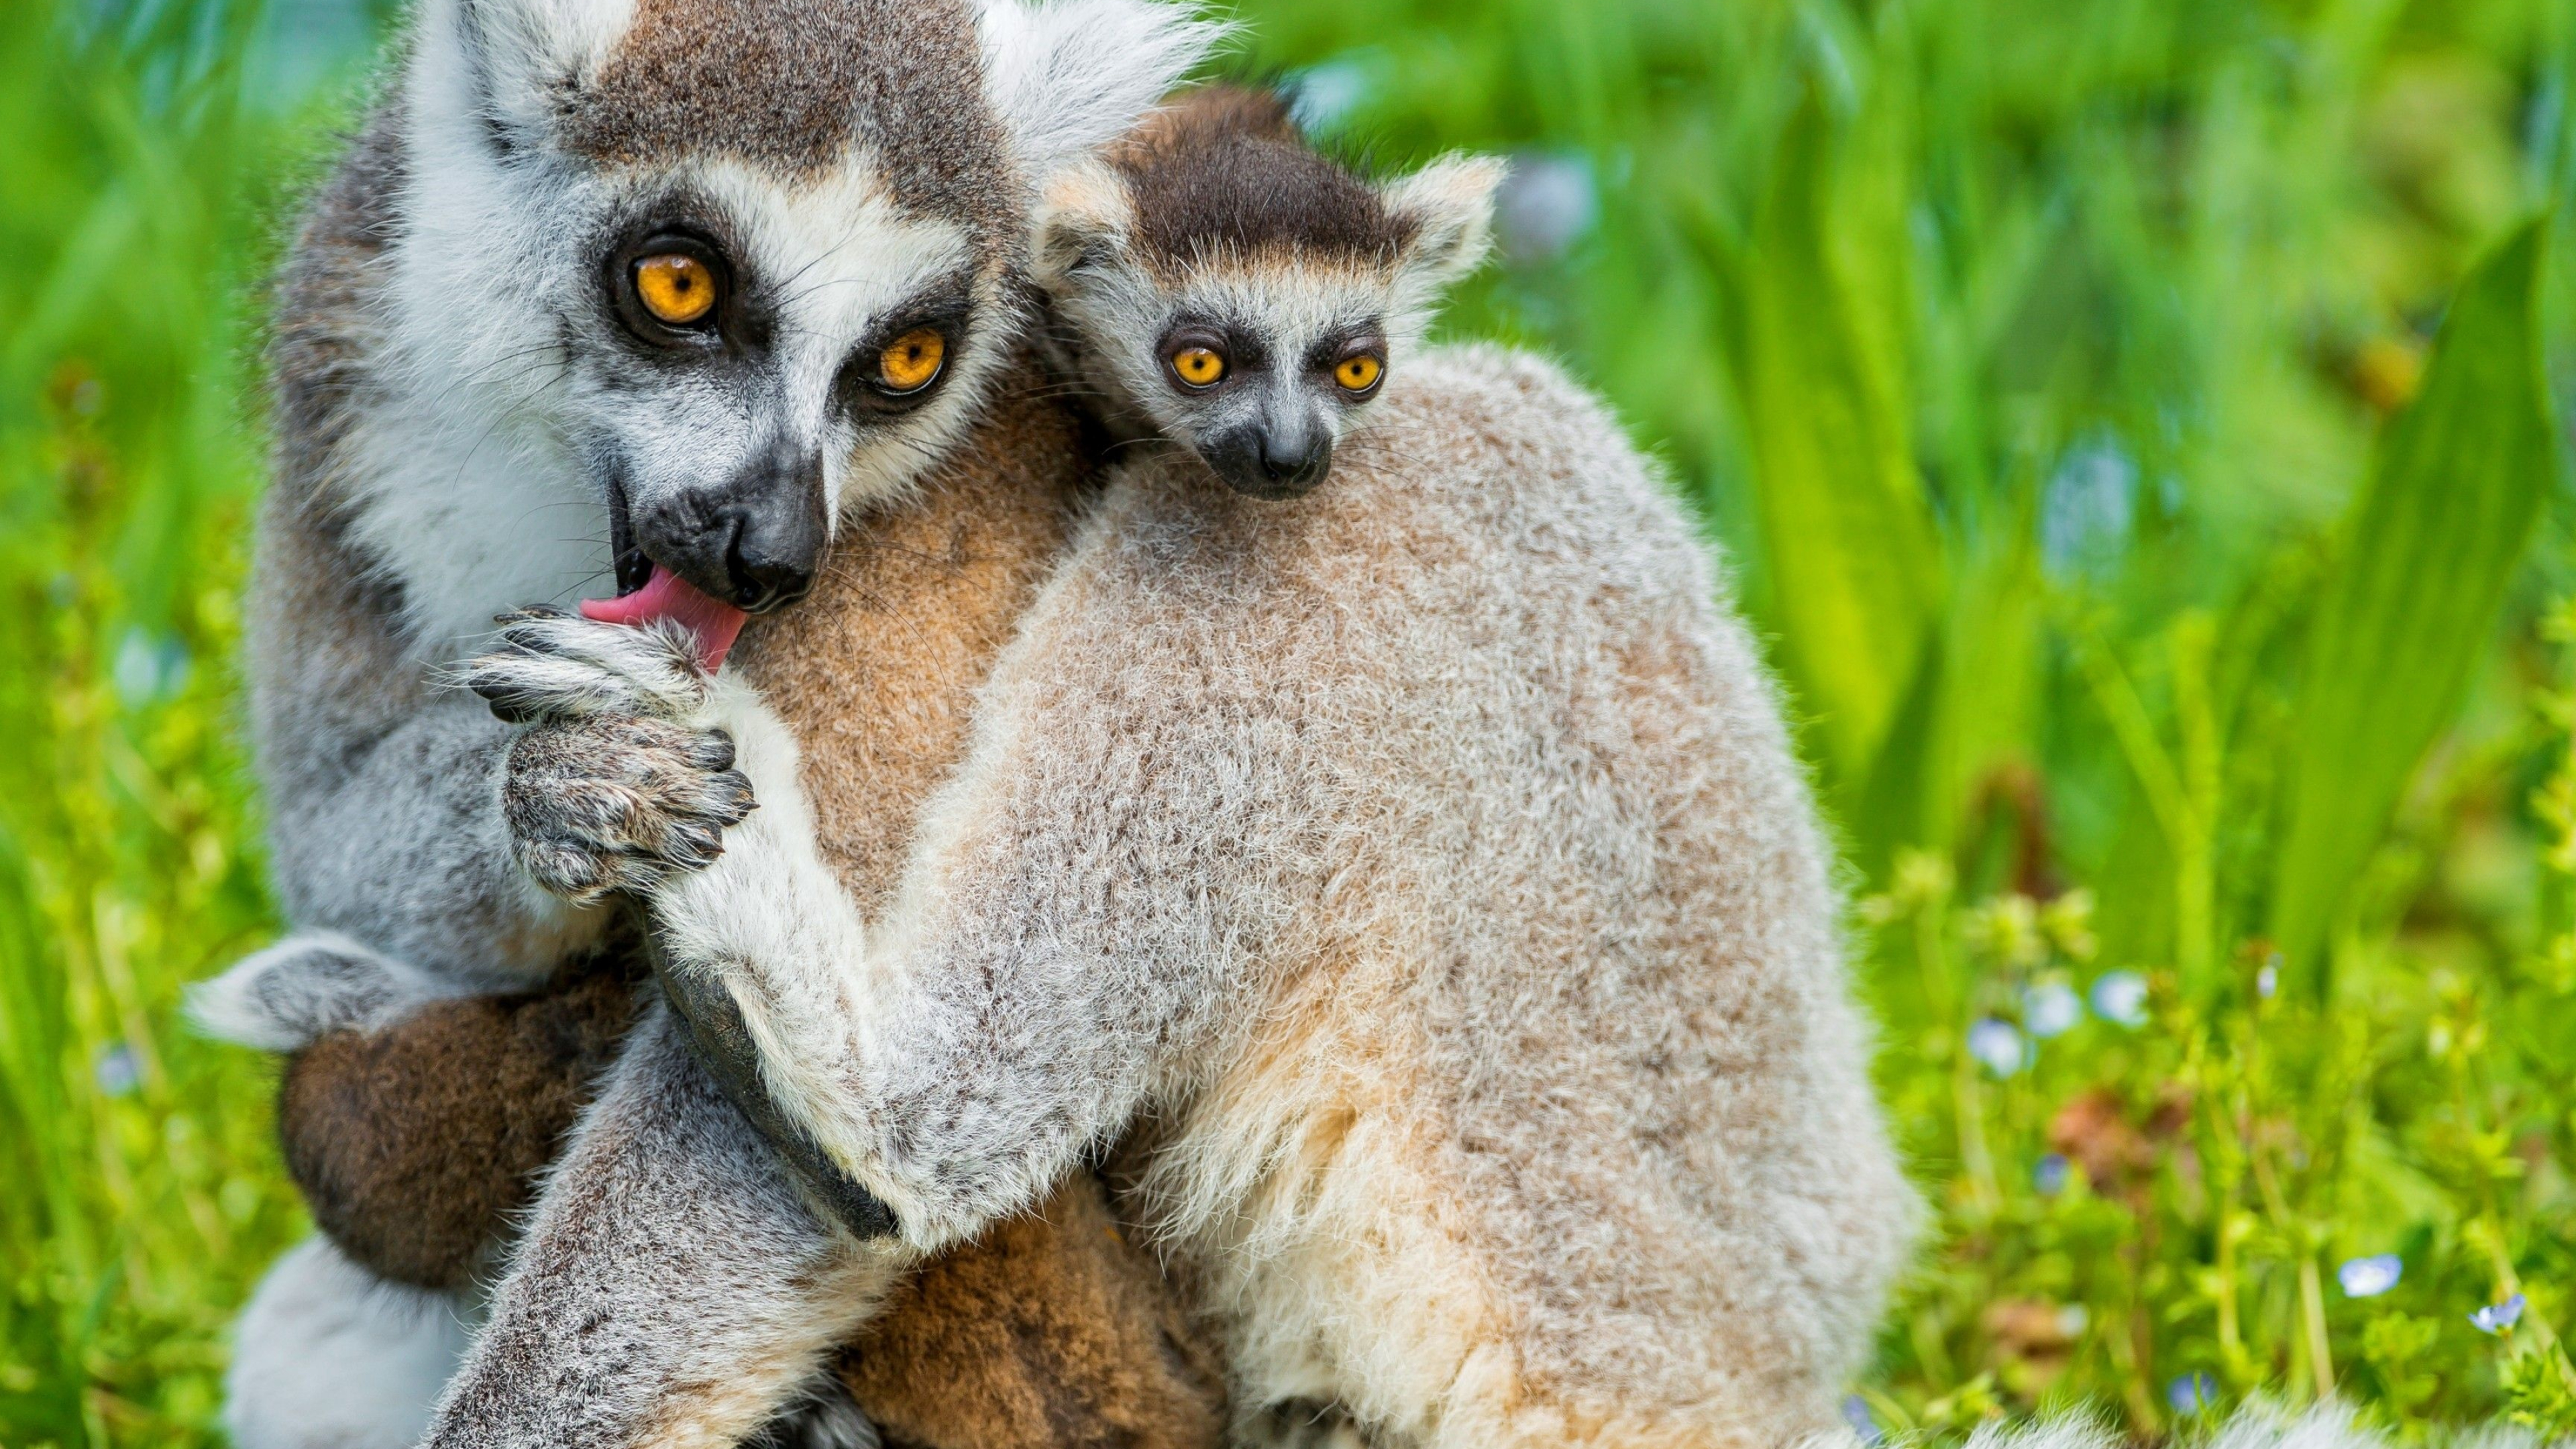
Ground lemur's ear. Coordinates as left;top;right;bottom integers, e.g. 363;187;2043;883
1383;154;1507;294
975;0;1226;191
450;0;635;148
1032;161;1136;290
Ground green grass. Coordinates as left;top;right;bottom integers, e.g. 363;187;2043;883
5;0;2576;1444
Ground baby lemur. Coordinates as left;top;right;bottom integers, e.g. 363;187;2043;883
1035;85;1422;501
451;82;1915;1449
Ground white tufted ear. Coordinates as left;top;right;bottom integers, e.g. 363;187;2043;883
1382;154;1507;297
975;0;1226;192
1031;160;1136;290
444;0;636;143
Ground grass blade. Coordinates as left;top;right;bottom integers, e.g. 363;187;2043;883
2267;216;2560;986
1715;93;1943;786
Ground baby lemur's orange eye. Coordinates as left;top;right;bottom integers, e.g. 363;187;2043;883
1171;347;1228;388
878;329;946;392
633;253;716;326
1334;354;1384;394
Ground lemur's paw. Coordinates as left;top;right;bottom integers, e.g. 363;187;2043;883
466;609;708;724
186;932;453;1052
504;712;755;906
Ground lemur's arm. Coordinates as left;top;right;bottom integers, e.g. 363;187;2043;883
420;1002;905;1449
469;553;1301;1251
248;486;749;982
248;480;567;977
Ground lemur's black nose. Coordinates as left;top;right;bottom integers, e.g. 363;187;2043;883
1206;421;1332;501
1258;431;1332;493
639;447;826;614
714;503;817;613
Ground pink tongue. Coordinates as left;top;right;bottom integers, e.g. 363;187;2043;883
580;566;749;673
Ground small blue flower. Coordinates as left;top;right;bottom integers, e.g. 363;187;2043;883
2167;1373;2219;1415
94;1043;140;1097
2033;1153;2072;1196
1493;154;1599;265
2091;971;2150;1028
1285;55;1377;133
2043;436;2140;581
2338;1254;2402;1298
1841;1395;1884;1447
113;627;193;709
2469;1294;2526;1334
2024;981;2083;1038
1966;1018;2028;1077
2255;961;2279;1000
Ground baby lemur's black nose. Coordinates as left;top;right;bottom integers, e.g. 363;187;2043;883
1209;421;1332;502
1260;431;1331;492
641;449;826;614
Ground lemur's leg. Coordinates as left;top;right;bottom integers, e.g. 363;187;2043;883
469;610;1250;1253
224;1236;472;1449
187;930;471;1053
421;1001;908;1449
276;963;641;1290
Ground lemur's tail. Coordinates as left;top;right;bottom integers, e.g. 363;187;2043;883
1837;1402;2564;1449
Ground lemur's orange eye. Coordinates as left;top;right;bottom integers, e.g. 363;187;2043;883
633;254;716;325
877;329;946;392
1171;347;1228;388
1334;354;1384;394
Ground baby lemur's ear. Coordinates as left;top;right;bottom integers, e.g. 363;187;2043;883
976;0;1228;195
1032;162;1136;290
1383;154;1507;295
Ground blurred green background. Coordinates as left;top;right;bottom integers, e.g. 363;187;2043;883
5;0;2576;1443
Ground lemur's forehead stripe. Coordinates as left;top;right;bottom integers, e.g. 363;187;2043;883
556;0;1015;237
1112;87;1413;269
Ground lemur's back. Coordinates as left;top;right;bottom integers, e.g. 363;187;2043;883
932;344;1913;1446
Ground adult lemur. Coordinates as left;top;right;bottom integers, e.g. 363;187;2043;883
439;84;1918;1449
191;0;1238;1444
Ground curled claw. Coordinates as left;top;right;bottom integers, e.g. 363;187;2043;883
490;604;573;626
502;716;758;905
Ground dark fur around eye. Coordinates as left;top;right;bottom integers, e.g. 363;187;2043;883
606;229;735;349
837;294;975;421
1317;331;1389;400
1157;319;1270;394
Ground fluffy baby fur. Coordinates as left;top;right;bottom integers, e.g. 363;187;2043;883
195;0;1239;1440
474;343;1919;1448
1032;86;1501;499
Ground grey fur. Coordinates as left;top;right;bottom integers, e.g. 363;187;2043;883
250;105;602;991
475;344;1918;1447
553;0;1018;239
213;0;1218;1444
423;1006;903;1449
188;931;468;1054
